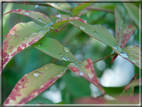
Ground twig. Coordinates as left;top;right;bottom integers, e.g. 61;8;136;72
93;53;117;63
86;7;114;13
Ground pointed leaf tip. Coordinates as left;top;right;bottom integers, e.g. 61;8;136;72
68;58;105;94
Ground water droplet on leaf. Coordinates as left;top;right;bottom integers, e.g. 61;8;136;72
80;26;85;30
35;5;39;8
34;72;40;77
94;31;97;34
25;12;29;16
45;67;48;69
38;43;41;47
70;21;73;24
29;83;31;85
64;47;70;52
120;51;128;58
79;72;84;76
56;14;61;18
38;18;42;22
24;37;27;40
10;30;15;35
62;56;70;61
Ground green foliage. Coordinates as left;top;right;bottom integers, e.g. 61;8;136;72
2;1;141;105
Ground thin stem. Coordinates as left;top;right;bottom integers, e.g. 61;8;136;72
86;7;114;13
93;53;117;63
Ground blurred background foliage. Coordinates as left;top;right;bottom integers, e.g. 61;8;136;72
2;2;140;104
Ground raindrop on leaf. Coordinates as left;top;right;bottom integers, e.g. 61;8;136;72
38;18;42;22
120;51;128;58
35;5;39;8
79;26;85;30
94;31;98;34
34;72;40;77
64;47;70;52
25;12;29;16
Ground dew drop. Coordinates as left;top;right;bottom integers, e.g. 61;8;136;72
50;3;56;6
35;5;39;8
94;31;98;34
84;20;87;23
88;74;93;79
120;51;128;58
70;21;73;24
25;12;29;16
45;67;48;69
38;18;42;22
19;85;22;88
130;46;133;48
51;63;53;66
38;43;41;47
132;60;136;64
56;19;61;22
64;47;70;52
29;83;31;85
10;30;15;35
24;37;27;40
56;14;61;18
80;26;85;30
62;56;70;61
34;72;40;77
25;74;27;76
79;72;84;76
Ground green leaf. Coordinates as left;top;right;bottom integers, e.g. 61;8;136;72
115;5;136;48
52;14;118;48
72;3;93;16
120;74;138;96
2;21;52;74
68;58;105;94
44;2;72;14
111;5;137;63
123;3;139;27
52;16;87;29
120;45;141;69
32;37;76;62
3;63;67;105
4;9;52;24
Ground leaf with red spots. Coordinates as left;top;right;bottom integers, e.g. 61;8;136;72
32;37;76;62
4;9;52;24
120;74;141;96
3;63;67;105
43;2;72;14
68;58;105;94
2;21;52;74
72;2;93;16
123;3;139;27
111;5;137;63
52;16;87;29
74;95;139;104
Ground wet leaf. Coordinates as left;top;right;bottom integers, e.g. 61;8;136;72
74;95;139;104
32;37;76;62
123;3;139;27
52;16;87;29
115;5;136;48
52;14;118;48
72;3;93;16
44;2;72;14
111;5;137;63
3;63;67;105
120;74;140;96
68;58;105;94
4;9;52;24
120;45;141;69
2;21;51;73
